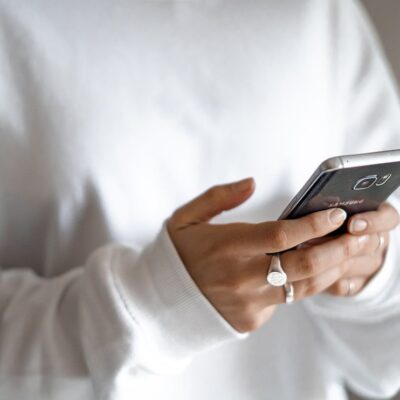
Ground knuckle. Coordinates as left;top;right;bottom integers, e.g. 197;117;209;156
308;213;322;235
270;224;288;249
342;236;357;258
306;248;322;273
342;241;352;258
366;217;375;231
298;250;319;276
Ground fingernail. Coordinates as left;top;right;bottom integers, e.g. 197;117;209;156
350;219;368;233
234;177;254;193
329;208;347;225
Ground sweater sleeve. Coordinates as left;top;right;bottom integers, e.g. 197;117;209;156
303;1;400;399
0;222;246;398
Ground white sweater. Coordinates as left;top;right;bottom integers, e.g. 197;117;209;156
1;1;400;399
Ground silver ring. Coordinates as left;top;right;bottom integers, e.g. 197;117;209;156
346;279;356;296
284;282;294;304
266;254;287;287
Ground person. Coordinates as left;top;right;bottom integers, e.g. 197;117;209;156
0;0;399;399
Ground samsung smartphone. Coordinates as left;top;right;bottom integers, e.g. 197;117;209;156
279;149;400;231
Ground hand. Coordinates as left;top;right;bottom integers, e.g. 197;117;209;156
279;202;399;300
324;202;399;297
167;178;349;333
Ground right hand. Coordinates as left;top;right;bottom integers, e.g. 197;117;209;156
167;178;348;333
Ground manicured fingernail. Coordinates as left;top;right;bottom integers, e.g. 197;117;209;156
350;219;368;233
329;208;347;224
234;177;254;193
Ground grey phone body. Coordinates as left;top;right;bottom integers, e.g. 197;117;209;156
279;149;400;224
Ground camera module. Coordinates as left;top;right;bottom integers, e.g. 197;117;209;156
353;175;377;190
376;173;391;186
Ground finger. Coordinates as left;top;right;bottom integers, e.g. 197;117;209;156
347;202;400;235
346;231;388;258
249;208;347;254
169;177;255;229
338;253;384;278
291;265;346;302
358;232;388;256
267;264;345;304
263;237;385;304
281;232;366;282
261;250;383;304
298;231;387;264
325;277;368;297
246;253;340;305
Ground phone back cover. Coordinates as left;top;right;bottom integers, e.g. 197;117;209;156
288;161;400;219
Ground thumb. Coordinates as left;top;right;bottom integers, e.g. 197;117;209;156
170;177;255;228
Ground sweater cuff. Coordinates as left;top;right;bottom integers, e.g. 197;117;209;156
304;229;399;321
111;221;247;373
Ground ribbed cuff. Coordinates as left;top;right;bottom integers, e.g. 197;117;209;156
111;221;247;373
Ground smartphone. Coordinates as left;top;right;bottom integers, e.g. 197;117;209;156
279;149;400;231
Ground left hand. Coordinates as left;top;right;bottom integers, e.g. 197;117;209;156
279;202;399;300
325;202;399;297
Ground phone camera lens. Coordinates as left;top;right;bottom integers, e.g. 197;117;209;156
376;173;391;186
353;175;377;190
